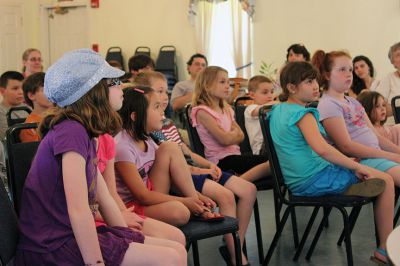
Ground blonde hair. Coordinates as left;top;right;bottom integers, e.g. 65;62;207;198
22;48;41;72
248;75;272;92
192;66;227;109
132;71;167;87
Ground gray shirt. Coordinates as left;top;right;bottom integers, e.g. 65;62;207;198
170;79;195;104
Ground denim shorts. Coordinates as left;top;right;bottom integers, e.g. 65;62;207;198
192;171;233;192
360;158;399;172
291;165;358;197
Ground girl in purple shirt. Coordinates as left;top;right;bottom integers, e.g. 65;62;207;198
16;49;185;266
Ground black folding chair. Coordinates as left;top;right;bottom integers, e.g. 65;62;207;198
105;47;125;71
184;103;282;264
5;123;40;214
155;46;178;91
180;216;242;266
6;106;31;127
134;46;151;57
259;106;376;266
233;96;254;156
391;95;400;124
0;177;19;266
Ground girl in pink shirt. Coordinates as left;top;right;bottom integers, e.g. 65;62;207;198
191;66;270;182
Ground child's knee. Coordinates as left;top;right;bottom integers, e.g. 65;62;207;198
214;188;235;208
157;141;180;153
162;248;181;266
168;201;190;225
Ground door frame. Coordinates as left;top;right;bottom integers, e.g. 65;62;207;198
40;0;89;67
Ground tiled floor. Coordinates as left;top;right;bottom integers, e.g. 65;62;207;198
187;190;388;266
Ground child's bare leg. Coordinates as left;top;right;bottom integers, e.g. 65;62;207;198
143;201;190;226
225;177;256;264
142;217;186;246
145;236;187;266
386;165;400;187
367;167;394;261
120;238;185;266
149;142;197;197
240;161;270;182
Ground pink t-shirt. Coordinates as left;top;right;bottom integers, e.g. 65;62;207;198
97;134;115;174
114;130;158;204
191;105;241;164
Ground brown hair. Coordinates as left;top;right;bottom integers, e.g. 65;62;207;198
248;75;272;92
22;48;41;72
279;62;319;102
39;80;122;138
192;66;227;110
132;71;167;87
357;90;386;125
311;50;351;90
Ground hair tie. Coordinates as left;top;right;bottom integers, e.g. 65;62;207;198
133;88;144;94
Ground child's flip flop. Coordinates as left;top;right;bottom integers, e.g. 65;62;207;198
370;248;388;265
192;207;225;222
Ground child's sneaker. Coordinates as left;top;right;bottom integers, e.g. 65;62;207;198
343;179;385;197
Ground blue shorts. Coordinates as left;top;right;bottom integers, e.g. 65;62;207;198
360;158;399;172
192;171;233;192
291;165;358;197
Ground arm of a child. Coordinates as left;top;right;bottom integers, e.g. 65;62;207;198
364;113;400;154
321;116;400;163
96;169;128;227
196;109;243;146
102;159;144;230
250;101;280;117
115;161;204;213
297;114;371;178
62;151;104;266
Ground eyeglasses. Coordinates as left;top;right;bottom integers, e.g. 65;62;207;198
28;57;43;63
107;78;122;87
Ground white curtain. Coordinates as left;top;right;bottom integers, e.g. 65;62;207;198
193;0;252;78
230;1;252;78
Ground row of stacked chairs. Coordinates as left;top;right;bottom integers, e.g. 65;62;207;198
106;45;178;91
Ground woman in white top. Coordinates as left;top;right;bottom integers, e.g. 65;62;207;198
375;42;400;123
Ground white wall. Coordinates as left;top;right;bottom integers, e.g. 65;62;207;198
20;0;400;80
253;0;400;79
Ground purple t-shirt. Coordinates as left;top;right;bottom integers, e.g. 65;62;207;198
18;120;97;253
318;94;380;149
114;130;158;204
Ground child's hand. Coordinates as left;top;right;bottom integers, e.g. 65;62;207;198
183;197;205;215
197;192;217;209
122;207;144;231
208;164;222;182
354;165;373;181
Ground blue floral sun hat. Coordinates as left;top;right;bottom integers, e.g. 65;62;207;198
44;48;125;107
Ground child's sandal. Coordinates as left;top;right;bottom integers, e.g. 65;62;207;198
370;248;388;265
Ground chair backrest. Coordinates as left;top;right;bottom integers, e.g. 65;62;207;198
105;46;125;71
5;123;40;214
259;106;289;203
233;96;254;155
6;106;31;127
0;178;19;265
391;95;400;124
155;45;176;71
134;46;151;57
184;104;205;157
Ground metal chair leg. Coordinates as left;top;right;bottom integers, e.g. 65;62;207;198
192;240;200;266
232;231;242;266
290;208;299;248
306;207;332;260
338;207;354;266
293;207;320;261
337;206;362;246
262;206;292;266
253;198;264;264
